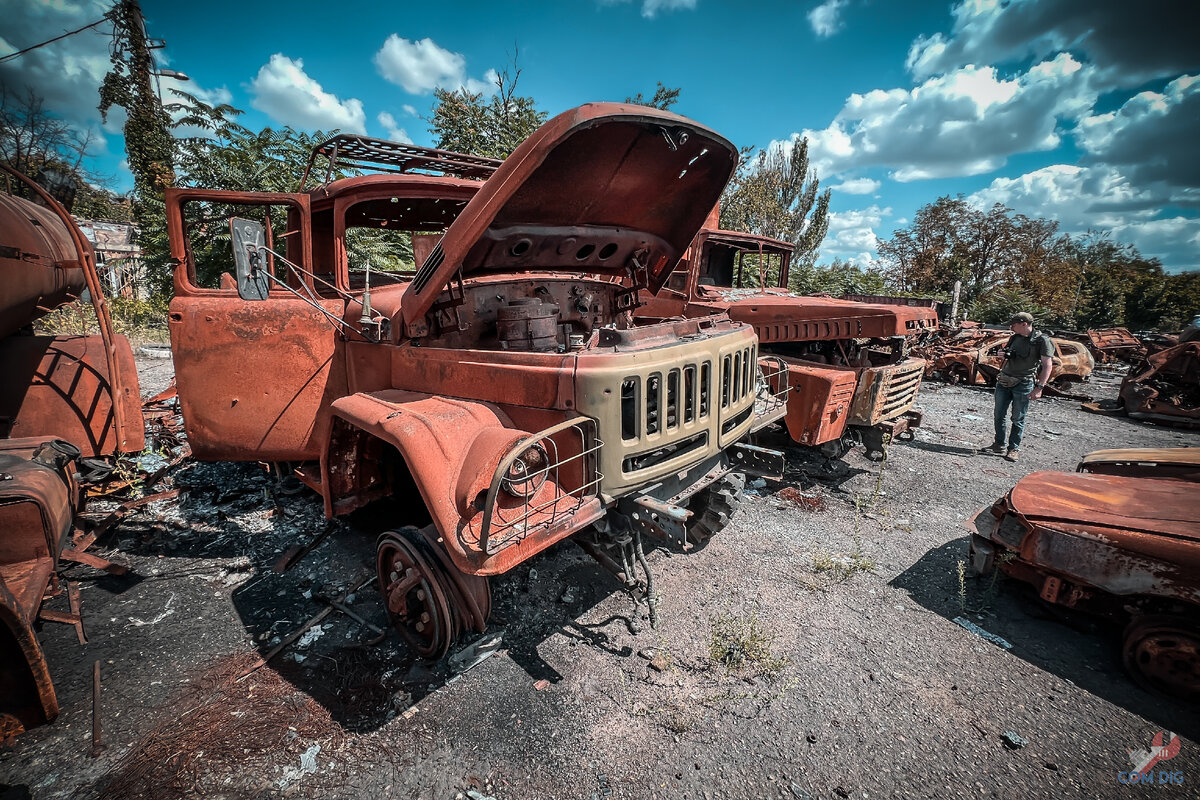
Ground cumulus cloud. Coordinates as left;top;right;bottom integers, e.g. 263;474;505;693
249;54;365;133
376;112;413;144
969;164;1200;268
796;55;1097;182
906;0;1200;89
808;0;848;38
401;104;417;116
831;177;880;195
1075;74;1200;191
821;205;891;264
373;35;497;95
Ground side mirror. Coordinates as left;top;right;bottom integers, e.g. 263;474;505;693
230;218;270;301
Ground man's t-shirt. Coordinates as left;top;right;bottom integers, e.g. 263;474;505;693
1000;331;1054;380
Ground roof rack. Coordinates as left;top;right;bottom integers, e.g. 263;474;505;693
299;134;502;189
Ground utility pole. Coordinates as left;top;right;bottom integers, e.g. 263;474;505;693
99;0;176;205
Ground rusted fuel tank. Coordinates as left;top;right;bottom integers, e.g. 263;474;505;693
0;191;88;338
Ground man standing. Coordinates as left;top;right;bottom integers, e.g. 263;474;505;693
980;312;1054;462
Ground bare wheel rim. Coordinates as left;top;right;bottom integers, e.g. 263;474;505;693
377;529;456;660
1122;616;1200;701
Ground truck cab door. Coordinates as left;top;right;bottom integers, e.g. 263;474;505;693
165;189;346;462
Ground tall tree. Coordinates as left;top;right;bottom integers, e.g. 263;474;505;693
719;137;831;269
624;82;681;110
429;61;546;160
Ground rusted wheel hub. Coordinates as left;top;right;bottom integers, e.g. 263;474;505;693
1122;615;1200;701
376;526;491;661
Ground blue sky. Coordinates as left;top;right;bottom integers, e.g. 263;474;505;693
3;0;1198;271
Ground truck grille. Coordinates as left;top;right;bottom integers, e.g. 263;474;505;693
621;359;714;441
720;345;756;410
849;357;926;426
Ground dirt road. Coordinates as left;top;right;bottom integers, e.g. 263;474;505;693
2;364;1197;799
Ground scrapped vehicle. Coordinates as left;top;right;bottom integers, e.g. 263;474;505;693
925;332;1094;389
0;164;143;739
166;104;786;659
967;459;1199;700
1086;327;1145;364
638;228;936;456
1078;447;1200;482
1119;342;1199;427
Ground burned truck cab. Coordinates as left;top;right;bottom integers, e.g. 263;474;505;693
641;228;937;458
166;104;785;659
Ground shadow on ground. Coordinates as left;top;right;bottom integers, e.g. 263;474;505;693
891;538;1198;742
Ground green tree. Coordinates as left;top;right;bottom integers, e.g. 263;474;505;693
719;137;831;269
624;82;681;110
429;63;547;160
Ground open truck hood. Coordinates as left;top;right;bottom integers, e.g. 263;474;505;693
400;103;738;335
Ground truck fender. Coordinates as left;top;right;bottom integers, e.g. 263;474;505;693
323;390;531;574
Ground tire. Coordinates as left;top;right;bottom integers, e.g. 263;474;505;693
1121;614;1200;701
685;472;745;550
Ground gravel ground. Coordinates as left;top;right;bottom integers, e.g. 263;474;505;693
1;361;1197;800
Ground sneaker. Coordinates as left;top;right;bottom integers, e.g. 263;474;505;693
978;443;1005;455
1005;448;1020;462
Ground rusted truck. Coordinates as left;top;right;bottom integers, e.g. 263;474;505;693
166;104;786;658
638;227;937;457
967;450;1199;699
0;164;144;739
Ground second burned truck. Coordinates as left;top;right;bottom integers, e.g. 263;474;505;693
640;227;938;459
165;104;786;658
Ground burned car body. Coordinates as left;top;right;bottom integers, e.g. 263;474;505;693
0;165;143;739
1119;342;1200;427
923;332;1094;389
968;457;1199;700
638;228;936;456
167;105;786;658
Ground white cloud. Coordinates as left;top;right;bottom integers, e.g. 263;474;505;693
373;35;497;96
377;112;413;144
249;54;365;133
906;0;1200;89
596;0;698;18
795;55;1096;182
808;0;847;38
969;164;1200;268
640;0;697;18
831;177;880;195
820;205;891;263
1075;74;1200;193
401;104;417;116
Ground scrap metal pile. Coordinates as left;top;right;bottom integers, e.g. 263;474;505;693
0;165;144;741
912;323;1095;392
1084;341;1200;428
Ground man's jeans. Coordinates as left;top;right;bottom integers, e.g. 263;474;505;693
993;379;1034;450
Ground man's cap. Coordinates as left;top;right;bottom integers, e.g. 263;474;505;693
1008;311;1034;325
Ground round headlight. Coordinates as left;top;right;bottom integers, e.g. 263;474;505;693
500;442;550;498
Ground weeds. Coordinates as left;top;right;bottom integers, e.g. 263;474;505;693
956;551;1017;613
707;609;788;678
37;297;169;342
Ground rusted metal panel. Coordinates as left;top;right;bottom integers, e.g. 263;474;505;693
776;358;856;446
400;103;739;334
0;192;87;339
1120;342;1200;425
0;334;144;457
921;333;1094;387
1078;447;1200;482
0;439;80;739
168;295;347;461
